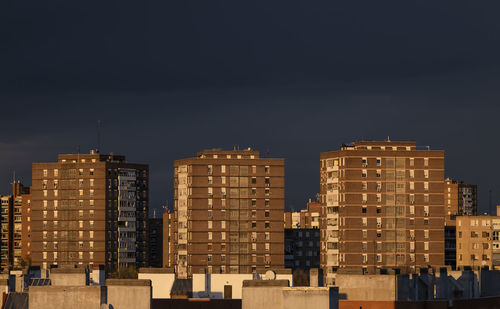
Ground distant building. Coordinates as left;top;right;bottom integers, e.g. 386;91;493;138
444;178;478;222
284;228;320;269
456;206;500;270
148;217;163;267
284;200;320;229
173;149;285;278
443;179;478;270
320;140;445;285
0;182;30;270
30;151;149;271
162;210;174;268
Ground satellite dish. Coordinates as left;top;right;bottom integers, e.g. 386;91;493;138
264;270;276;280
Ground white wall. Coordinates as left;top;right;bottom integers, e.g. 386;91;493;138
192;273;292;299
137;273;175;299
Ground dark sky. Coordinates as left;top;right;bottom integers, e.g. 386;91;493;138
2;0;500;215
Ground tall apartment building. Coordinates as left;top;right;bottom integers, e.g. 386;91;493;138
444;179;478;221
148;217;163;267
173;149;285;278
31;151;149;271
162;210;174;268
0;182;30;270
284;201;321;270
443;179;478;269
320;141;445;285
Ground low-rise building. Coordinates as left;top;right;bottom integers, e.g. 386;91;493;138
456;207;500;270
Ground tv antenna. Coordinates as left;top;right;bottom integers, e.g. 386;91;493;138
97;120;102;153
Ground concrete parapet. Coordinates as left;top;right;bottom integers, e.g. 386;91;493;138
29;286;104;309
107;279;151;309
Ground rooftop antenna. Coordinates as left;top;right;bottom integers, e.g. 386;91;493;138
97;120;102;153
489;189;493;215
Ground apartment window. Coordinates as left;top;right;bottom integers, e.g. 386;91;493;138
252;165;256;173
424;254;429;262
43;169;48;177
424;218;429;225
221;165;226;173
424;158;429;166
410;206;415;215
376;158;381;166
362;242;367;251
265;222;270;229
221;177;226;185
43;190;47;197
90;169;94;175
376;170;381;178
265;188;270;195
252;188;256;195
252;243;257;251
362;218;367;227
79;210;84;217
79;190;83;196
54;169;58;177
410;170;414;178
424;170;429;179
265;211;270;218
208;232;212;240
90;189;94;196
362;254;368;264
362;158;367;167
90;221;94;228
43;211;47;219
377;254;382;262
363;230;367;239
362;170;367;178
265;232;270;240
424;242;429;251
221;254;226;262
361;182;367;190
424;206;429;216
265;243;270;251
79;241;84;249
43;252;47;260
265;166;270;174
376;194;381;202
409;182;414;190
208;176;213;184
208;221;213;229
53;231;58;239
362;207;367;214
251;177;256;184
43;242;47;249
424;182;429;191
90;200;94;206
79;221;84;228
79;231;83;238
362;193;367;203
